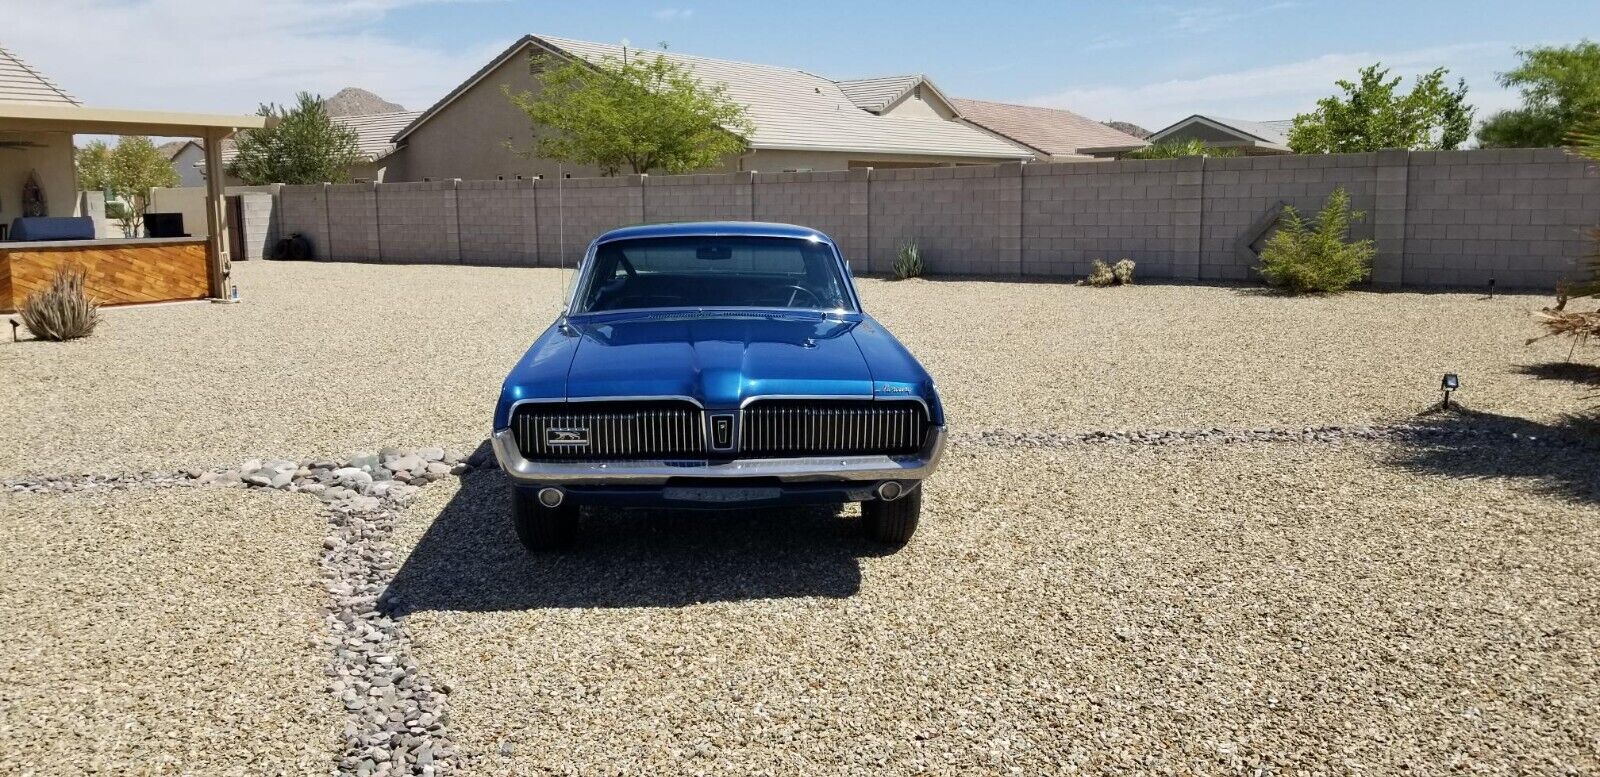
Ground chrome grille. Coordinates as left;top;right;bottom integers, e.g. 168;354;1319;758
512;401;705;460
739;400;928;458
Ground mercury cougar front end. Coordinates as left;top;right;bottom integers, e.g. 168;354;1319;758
492;222;945;551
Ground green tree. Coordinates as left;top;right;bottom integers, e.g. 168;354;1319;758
74;136;178;236
1289;64;1473;153
74;140;113;191
227;92;363;185
506;50;753;175
1124;139;1239;159
1478;41;1600;148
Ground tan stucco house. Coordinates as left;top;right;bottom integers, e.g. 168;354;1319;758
1146;115;1295;155
384;35;1038;181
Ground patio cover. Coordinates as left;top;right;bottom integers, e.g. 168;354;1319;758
0;103;267;298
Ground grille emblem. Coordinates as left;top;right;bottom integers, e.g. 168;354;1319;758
710;414;735;450
546;427;589;446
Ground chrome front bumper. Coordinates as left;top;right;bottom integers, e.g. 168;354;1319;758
492;425;947;486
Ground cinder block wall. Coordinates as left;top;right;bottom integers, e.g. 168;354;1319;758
458;179;535;266
752;170;868;271
1022;157;1204;280
1404;148;1595;289
273;150;1600;290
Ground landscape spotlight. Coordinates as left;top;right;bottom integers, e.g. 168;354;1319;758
1440;373;1460;408
9;319;17;342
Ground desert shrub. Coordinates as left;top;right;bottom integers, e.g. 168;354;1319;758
1257;187;1374;294
1085;259;1116;287
20;265;101;341
892;241;924;280
1113;258;1136;285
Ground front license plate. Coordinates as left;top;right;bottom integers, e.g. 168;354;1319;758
662;486;781;503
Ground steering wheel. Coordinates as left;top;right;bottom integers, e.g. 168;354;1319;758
781;285;821;308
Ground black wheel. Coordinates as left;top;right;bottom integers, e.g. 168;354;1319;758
862;488;921;547
512;488;577;552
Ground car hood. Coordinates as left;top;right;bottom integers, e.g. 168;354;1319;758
562;312;873;408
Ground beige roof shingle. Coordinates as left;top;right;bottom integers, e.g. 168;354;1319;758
951;98;1147;158
836;75;924;113
0;44;78;106
398;35;1034;161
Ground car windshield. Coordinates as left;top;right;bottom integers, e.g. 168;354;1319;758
571;235;854;314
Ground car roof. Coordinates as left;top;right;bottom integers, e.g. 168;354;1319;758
594;221;834;244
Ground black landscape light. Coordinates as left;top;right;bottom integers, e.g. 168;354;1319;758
1440;373;1460;408
9;319;17;342
1488;278;1496;299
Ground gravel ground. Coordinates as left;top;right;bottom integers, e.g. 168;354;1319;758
387;438;1599;774
3;260;1596;774
860;277;1593;434
0;486;338;774
2;261;1590;477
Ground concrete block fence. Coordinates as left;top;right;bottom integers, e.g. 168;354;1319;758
273;148;1600;290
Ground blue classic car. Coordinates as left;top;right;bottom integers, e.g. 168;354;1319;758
491;222;946;551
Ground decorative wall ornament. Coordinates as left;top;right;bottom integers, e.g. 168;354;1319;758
22;170;47;217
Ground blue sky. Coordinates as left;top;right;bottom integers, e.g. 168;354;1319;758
7;0;1598;131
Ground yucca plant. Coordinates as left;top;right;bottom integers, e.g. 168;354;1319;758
892;241;924;280
1529;114;1600;358
20;265;101;341
1258;186;1374;294
1561;114;1600;300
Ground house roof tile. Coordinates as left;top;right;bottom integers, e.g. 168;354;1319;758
950;98;1148;157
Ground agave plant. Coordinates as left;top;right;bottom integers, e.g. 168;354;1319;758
19;265;101;341
892;241;924;280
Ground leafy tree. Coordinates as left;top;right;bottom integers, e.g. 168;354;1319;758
74;140;113;191
507;50;753;175
1124;139;1239;159
1258;187;1374;293
228;92;363;185
1478;41;1600;148
1288;64;1473;153
75;136;178;236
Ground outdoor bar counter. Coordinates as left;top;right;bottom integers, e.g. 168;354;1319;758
0;236;211;313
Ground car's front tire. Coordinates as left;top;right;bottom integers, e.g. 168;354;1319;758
862;488;921;547
512;488;577;552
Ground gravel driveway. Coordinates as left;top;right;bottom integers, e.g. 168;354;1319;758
2;261;1596;774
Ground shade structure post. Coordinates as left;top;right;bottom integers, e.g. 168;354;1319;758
202;128;230;298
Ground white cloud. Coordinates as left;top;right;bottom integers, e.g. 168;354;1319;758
0;0;512;116
651;7;694;21
1030;42;1523;129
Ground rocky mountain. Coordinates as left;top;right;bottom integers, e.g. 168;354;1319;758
1104;120;1152;139
322;88;406;117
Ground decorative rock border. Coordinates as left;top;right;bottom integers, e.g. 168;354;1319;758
954;422;1596;450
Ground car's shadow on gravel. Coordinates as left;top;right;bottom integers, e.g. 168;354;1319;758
383;463;886;613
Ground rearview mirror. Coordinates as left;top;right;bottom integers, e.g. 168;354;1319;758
696;245;733;261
